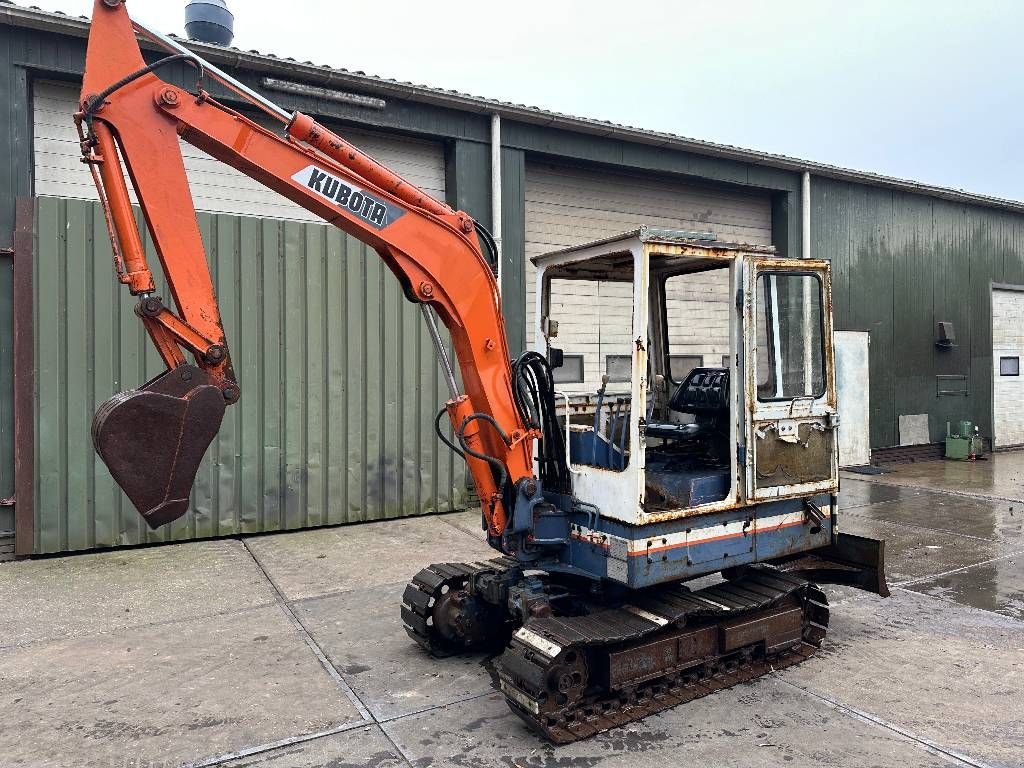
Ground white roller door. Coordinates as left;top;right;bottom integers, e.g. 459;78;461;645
33;81;446;220
526;163;772;393
993;288;1024;448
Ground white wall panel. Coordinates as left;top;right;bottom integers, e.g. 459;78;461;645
33;81;445;221
993;288;1024;447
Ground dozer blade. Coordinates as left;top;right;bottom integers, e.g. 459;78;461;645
92;364;226;529
775;532;890;597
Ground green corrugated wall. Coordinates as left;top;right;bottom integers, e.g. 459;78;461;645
813;177;1024;448
32;197;466;554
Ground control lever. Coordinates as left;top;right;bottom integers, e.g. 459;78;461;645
592;374;610;464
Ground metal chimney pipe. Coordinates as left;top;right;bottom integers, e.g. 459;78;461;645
185;0;234;46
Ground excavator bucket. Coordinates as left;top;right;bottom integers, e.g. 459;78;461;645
92;364;226;529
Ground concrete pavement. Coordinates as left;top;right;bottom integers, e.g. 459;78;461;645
1;454;1022;767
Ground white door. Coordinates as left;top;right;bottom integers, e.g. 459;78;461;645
992;288;1024;448
835;331;871;467
525;163;771;394
745;259;838;500
33;81;446;219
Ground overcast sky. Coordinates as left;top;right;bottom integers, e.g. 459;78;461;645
22;0;1024;200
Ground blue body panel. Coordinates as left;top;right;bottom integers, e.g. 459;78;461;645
549;495;833;589
568;430;625;471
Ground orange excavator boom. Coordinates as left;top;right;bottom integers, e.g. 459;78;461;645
78;0;542;540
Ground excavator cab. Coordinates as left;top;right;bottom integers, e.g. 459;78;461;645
533;227;883;590
534;228;837;518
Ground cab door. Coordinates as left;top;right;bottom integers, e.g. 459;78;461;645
743;258;838;500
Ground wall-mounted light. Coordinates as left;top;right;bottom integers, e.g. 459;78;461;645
261;78;387;110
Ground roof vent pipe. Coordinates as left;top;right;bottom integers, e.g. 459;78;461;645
185;0;234;46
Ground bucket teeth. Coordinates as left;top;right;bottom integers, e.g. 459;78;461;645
92;364;226;529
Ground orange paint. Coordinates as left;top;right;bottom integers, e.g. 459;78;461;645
79;0;533;539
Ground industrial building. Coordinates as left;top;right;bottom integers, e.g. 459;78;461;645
3;2;1024;557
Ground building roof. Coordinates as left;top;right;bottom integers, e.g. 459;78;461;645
3;0;1024;214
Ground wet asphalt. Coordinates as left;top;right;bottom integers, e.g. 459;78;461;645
0;454;1021;767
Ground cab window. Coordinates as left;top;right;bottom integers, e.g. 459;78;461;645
755;273;825;400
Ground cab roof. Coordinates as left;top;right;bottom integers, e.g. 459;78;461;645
533;226;777;282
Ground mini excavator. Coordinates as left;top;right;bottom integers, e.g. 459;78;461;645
77;0;888;742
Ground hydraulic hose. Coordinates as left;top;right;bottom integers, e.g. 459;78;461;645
512;351;571;494
82;54;205;125
434;406;464;459
456;413;511;513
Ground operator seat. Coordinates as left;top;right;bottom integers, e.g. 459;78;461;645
645;367;729;440
644;367;731;508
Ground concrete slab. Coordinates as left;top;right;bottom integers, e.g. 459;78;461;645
0;540;276;647
782;588;1024;768
0;605;361;768
838;514;1011;585
243;515;495;602
902;552;1024;620
838;478;907;509
439;509;487;541
383;682;951;768
293;580;495;721
853;451;1024;502
841;480;1024;544
222;725;403;767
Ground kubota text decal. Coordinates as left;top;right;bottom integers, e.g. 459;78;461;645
292;165;405;229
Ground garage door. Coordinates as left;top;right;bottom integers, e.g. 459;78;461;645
33;81;446;219
993;288;1024;447
526;163;772;393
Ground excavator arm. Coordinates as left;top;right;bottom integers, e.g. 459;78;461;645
77;0;558;543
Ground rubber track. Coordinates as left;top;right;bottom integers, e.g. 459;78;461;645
497;569;830;743
401;557;518;657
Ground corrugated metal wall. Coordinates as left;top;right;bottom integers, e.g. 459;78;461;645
32;196;465;554
813;177;1024;448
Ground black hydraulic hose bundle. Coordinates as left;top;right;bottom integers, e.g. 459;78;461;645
432;350;572;520
475;222;500;276
513;351;572;494
457;414;512;502
434;406;464;459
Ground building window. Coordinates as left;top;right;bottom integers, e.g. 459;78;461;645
669;355;703;383
553;354;585;384
605;355;632;383
1000;356;1020;376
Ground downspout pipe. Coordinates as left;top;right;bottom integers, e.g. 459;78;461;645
491;113;503;297
801;171;811;260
